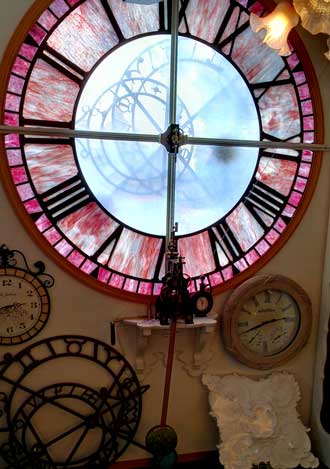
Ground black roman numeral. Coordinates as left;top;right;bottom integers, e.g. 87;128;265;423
261;131;303;145
260;149;299;162
42;47;86;84
215;5;250;56
179;0;190;35
213;3;236;45
211;220;244;263
92;225;124;264
21;118;73;129
41;175;92;222
153;238;166;281
244;180;286;229
99;0;124;40
250;69;292;101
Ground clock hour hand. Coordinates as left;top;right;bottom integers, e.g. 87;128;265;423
239;316;288;335
0;302;26;313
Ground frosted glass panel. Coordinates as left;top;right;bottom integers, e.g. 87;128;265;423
75;35;259;236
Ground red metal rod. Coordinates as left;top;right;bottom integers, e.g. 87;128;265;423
160;319;177;426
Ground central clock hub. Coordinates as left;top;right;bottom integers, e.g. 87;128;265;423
75;35;259;236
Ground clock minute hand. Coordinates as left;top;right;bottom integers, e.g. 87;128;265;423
239;317;288;335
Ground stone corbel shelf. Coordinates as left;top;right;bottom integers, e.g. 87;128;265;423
122;317;218;373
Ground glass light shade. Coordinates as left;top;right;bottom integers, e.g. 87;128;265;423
250;1;299;56
293;0;330;59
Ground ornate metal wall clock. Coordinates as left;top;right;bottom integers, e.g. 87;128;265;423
0;244;53;345
221;274;312;369
0;335;148;468
0;0;324;302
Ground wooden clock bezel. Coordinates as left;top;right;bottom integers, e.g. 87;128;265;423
0;0;324;303
221;274;312;369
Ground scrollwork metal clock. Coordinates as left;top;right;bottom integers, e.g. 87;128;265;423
0;335;148;468
0;0;324;302
0;244;53;345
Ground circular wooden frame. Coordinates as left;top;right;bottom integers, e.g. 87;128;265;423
0;267;50;345
221;274;312;369
0;0;324;303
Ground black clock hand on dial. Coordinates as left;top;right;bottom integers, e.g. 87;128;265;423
0;302;26;312
239;316;291;335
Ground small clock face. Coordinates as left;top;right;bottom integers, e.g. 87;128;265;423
192;290;213;316
222;274;312;369
0;268;50;345
237;289;300;356
196;296;210;312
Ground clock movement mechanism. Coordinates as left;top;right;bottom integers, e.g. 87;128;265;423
155;229;214;325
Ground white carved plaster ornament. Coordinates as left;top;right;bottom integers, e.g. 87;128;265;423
293;0;330;59
202;372;319;469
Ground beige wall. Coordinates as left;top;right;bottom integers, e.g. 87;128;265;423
0;1;330;462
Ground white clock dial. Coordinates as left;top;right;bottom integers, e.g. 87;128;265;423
237;290;300;356
0;269;50;345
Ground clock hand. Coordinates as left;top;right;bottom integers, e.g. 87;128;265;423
165;0;179;268
0;302;26;312
272;333;285;342
0;124;160;144
248;331;260;344
239;316;289;335
1;125;329;152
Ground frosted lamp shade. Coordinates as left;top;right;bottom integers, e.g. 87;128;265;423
293;0;330;34
250;1;299;56
293;0;330;60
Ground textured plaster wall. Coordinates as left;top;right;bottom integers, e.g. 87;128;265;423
0;0;330;462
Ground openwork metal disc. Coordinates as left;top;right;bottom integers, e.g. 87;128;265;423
0;335;147;468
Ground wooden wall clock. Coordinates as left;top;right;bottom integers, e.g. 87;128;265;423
0;244;53;345
0;0;323;302
221;274;312;369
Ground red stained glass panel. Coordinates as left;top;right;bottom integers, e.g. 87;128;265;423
178;0;231;43
25;144;77;194
23;59;79;121
109;229;162;279
108;0;159;37
47;0;119;72
58;203;120;256
256;157;297;196
178;232;215;278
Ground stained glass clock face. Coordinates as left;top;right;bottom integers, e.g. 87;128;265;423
0;0;322;300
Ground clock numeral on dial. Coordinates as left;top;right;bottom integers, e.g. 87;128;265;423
261;131;302;145
213;3;236;45
250;72;292;101
244;180;286;229
42;47;86;85
99;0;124;41
2;279;12;286
93;225;124;265
260;149;299;163
21;118;73;129
41;175;92;222
178;0;190;34
211;220;245;265
215;7;250;55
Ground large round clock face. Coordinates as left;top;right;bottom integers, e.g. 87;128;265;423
0;0;322;300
